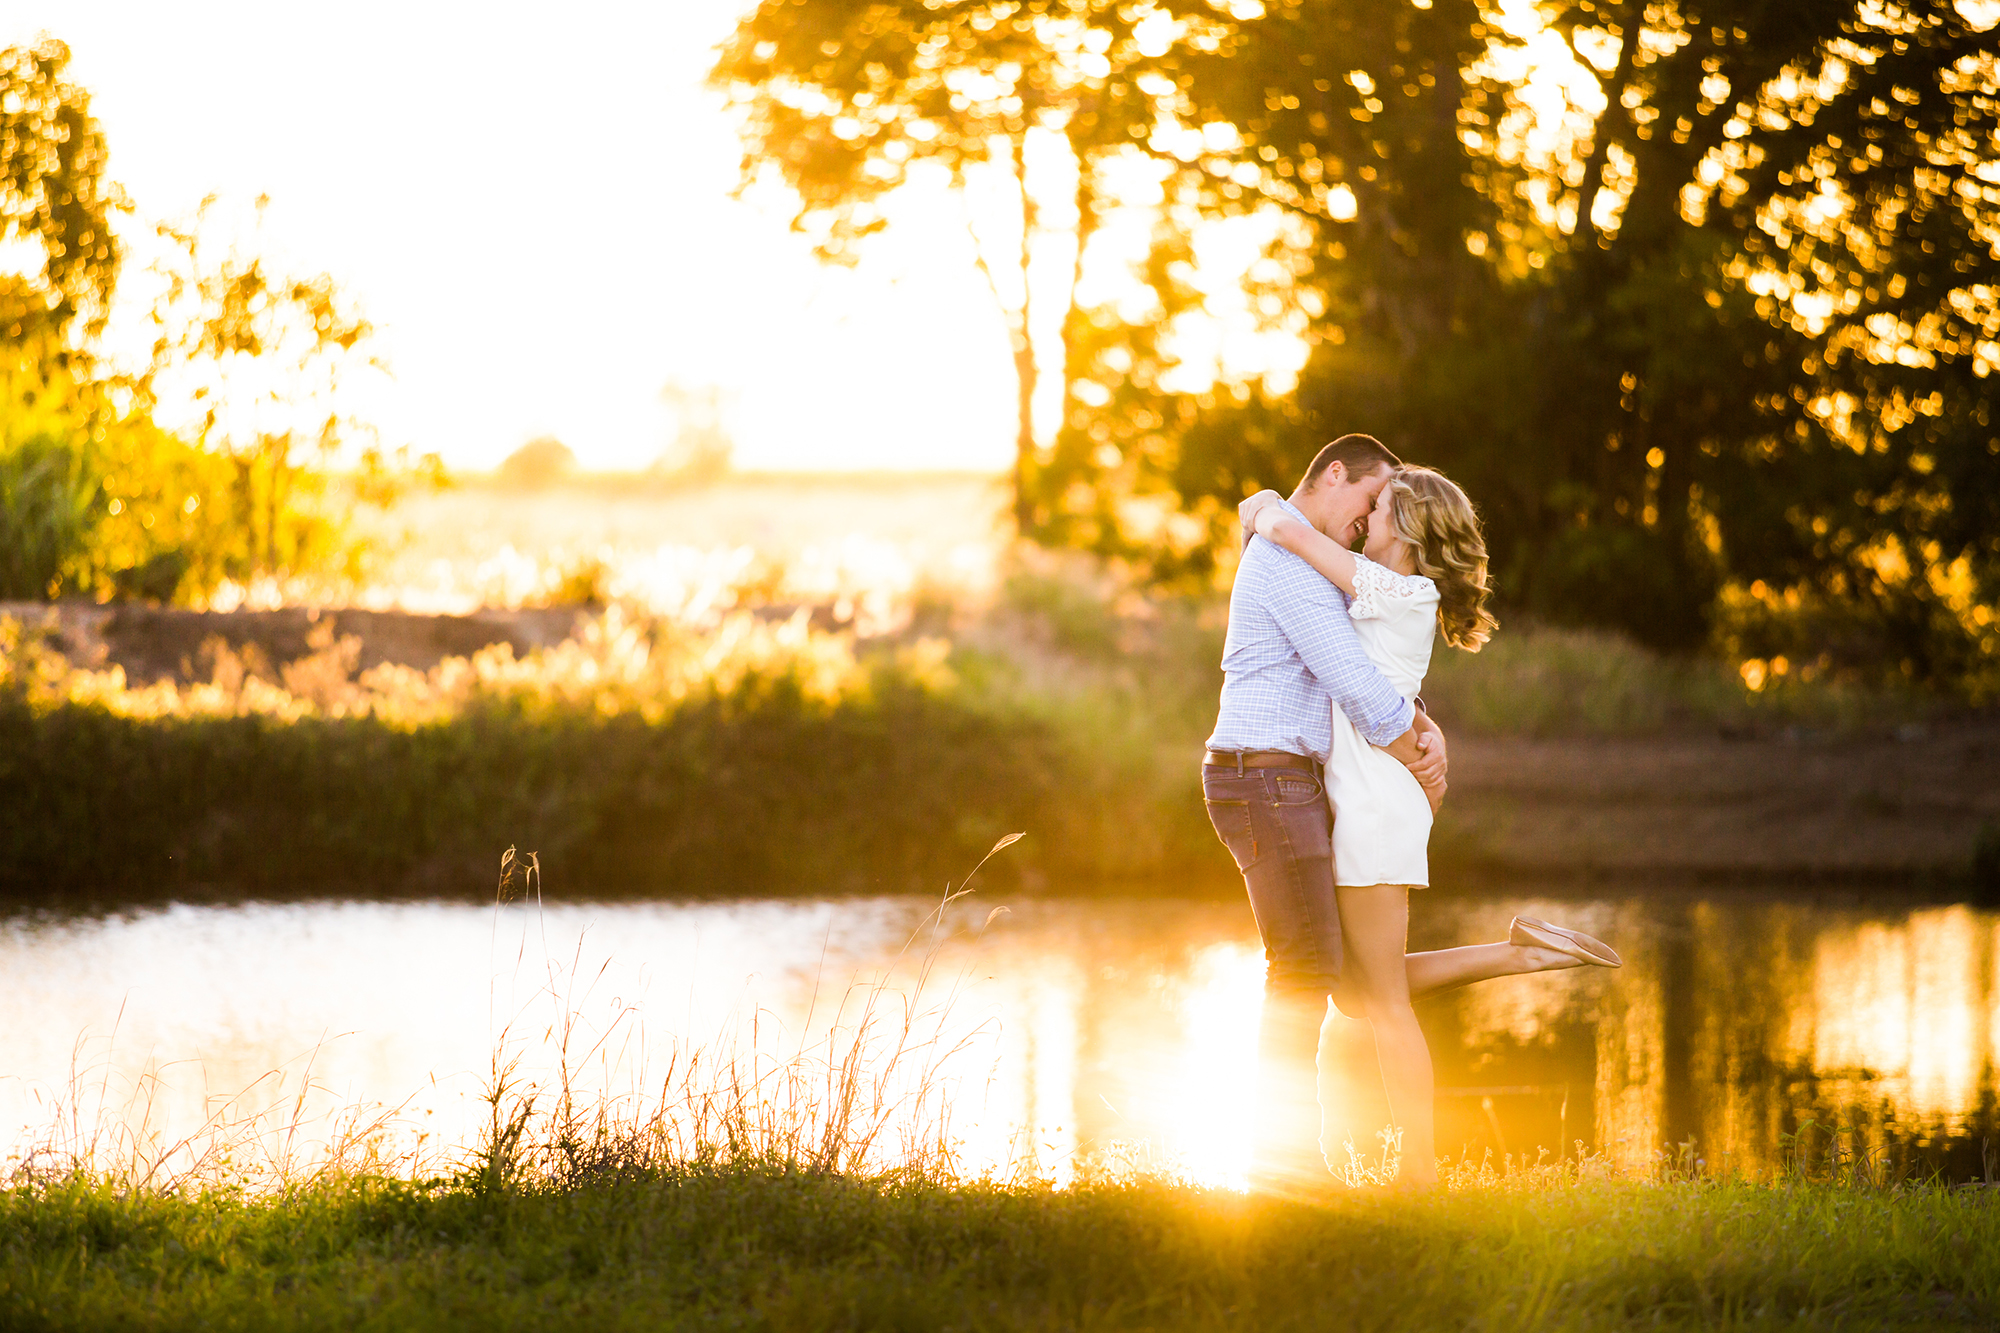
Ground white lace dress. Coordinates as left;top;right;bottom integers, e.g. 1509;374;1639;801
1327;554;1440;887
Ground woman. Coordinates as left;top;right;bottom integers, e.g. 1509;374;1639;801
1240;468;1620;1188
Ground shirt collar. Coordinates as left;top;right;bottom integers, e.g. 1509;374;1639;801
1268;498;1352;601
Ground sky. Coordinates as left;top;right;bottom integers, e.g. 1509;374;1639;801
4;1;1031;472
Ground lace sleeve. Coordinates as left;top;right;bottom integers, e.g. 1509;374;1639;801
1348;553;1438;621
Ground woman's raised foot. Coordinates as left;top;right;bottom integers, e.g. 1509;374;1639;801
1509;916;1622;968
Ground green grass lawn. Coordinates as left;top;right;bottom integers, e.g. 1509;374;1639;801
4;1168;1995;1330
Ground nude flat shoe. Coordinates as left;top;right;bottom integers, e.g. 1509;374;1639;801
1509;916;1623;968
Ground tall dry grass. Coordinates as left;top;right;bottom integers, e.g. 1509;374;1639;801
6;839;1029;1202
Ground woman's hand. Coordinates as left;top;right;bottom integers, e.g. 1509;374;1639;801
1237;490;1285;548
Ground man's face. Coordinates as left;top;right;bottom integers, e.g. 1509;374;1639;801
1311;462;1393;545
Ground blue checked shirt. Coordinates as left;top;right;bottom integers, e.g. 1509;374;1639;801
1206;500;1416;762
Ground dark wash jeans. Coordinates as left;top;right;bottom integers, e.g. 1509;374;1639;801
1202;757;1344;1179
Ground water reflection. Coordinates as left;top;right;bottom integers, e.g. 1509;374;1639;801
2;892;1995;1183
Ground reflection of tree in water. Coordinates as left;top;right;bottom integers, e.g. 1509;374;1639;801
1429;898;2000;1180
1414;900;1613;1169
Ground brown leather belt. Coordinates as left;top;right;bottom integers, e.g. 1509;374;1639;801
1204;748;1320;775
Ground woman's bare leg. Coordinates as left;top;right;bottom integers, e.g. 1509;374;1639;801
1335;884;1436;1188
1334;940;1584;1020
1406;940;1583;998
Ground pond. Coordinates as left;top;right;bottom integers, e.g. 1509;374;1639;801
5;889;1996;1186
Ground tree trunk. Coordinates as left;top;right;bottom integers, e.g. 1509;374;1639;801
1010;133;1039;535
1012;343;1038;533
1056;136;1099;454
1573;8;1639;248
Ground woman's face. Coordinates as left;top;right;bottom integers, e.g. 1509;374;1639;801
1360;482;1399;561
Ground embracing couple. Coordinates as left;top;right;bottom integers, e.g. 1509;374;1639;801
1203;433;1621;1192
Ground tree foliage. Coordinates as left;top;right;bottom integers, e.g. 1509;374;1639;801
0;40;413;603
722;0;2000;691
711;0;1154;524
0;344;247;600
0;38;123;353
141;196;381;580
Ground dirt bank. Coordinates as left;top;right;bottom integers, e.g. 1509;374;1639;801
3;601;584;684
1439;721;2000;885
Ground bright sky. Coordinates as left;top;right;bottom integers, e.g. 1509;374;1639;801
5;1;1034;472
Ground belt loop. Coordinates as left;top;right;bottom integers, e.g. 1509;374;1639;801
1235;751;1245;776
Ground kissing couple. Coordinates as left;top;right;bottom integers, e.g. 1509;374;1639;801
1203;432;1621;1192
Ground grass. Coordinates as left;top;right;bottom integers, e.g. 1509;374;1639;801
0;536;1954;900
333;472;1008;620
1420;622;1938;738
3;1167;1996;1330
0;604;1132;899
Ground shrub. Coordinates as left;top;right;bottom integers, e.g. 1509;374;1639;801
0;608;1178;899
0;343;336;604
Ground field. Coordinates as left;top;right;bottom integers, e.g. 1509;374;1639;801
338;473;1013;628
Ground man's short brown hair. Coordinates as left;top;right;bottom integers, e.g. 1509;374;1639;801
1302;433;1401;488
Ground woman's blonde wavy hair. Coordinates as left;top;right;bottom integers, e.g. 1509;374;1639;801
1383;466;1498;651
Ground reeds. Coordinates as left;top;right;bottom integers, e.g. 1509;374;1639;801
0;601;1082;896
470;838;1032;1194
3;602;882;725
8;840;1027;1204
6;1020;424;1199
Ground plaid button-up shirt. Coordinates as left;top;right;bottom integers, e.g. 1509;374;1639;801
1205;500;1415;762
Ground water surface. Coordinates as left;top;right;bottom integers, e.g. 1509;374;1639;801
5;890;1995;1184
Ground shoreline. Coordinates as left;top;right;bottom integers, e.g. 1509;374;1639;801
5;602;1993;901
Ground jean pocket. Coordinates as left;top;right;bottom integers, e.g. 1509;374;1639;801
1203;799;1258;870
1274;773;1324;805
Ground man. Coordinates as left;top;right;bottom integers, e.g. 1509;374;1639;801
1202;433;1447;1187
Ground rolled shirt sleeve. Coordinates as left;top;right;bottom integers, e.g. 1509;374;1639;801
1263;553;1416;747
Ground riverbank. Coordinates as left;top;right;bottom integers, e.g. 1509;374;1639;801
4;599;1992;901
1438;719;2000;887
5;1167;1996;1330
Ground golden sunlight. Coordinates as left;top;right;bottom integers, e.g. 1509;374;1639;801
5;0;1305;475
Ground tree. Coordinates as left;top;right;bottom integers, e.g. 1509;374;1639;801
1693;0;2000;684
657;382;735;484
0;41;421;603
0;38;124;354
496;436;578;489
1048;0;1999;683
145;196;380;579
0;337;251;601
717;0;2000;686
711;0;1157;530
0;38;217;601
